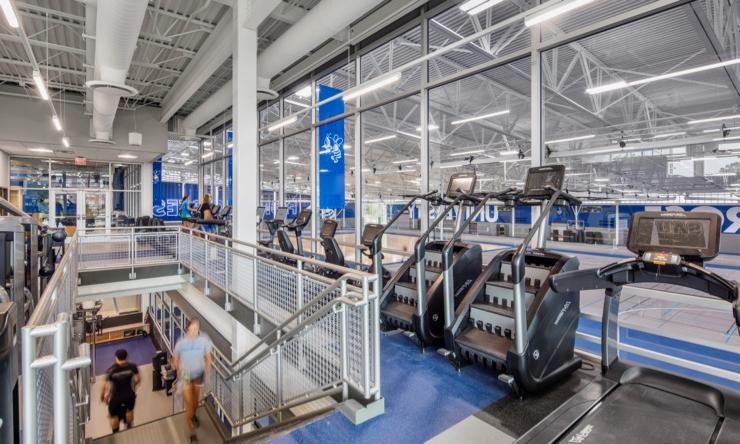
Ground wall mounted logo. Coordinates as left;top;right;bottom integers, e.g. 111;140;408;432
320;133;344;164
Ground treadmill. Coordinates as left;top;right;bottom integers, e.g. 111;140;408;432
519;211;740;444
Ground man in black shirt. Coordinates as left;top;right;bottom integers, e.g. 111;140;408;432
101;349;141;433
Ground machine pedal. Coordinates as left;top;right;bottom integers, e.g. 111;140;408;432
498;374;522;398
437;348;452;357
403;330;417;340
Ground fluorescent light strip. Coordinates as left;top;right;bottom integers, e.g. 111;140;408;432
366;135;397;144
344;73;402;101
525;0;596;27
712;135;740;142
703;125;740;133
416;124;439;131
29;147;53;153
499;149;518;156
284;98;309;108
652;131;686;139
32;70;49;101
392;158;418;164
285;161;303;166
545;134;595;144
118;154;137;159
268;115;298;132
0;0;19;28
450;149;485;157
587;57;740;95
451;109;510;125
688;114;740;125
52;116;62;132
594;177;610;182
463;0;507;15
439;163;466;169
202;152;215;159
707;172;735;177
62;137;69;148
397;131;421;140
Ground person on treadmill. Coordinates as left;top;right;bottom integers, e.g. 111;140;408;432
198;194;216;234
101;349;141;433
180;194;194;228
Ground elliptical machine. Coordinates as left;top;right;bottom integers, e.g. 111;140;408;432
277;207;312;257
443;165;583;395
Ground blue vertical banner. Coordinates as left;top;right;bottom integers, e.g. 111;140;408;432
152;161;163;214
318;86;345;209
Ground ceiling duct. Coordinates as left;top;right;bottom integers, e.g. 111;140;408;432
86;0;147;143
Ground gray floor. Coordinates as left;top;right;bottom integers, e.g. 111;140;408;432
91;406;222;444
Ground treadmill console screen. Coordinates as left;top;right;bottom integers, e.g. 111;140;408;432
274;207;288;222
256;206;266;219
523;165;565;198
445;172;477;199
627;212;721;259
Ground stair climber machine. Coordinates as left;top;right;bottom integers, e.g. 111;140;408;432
380;172;484;348
519;211;740;443
443;165;583;395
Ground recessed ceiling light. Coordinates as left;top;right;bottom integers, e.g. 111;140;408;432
118;154;138;159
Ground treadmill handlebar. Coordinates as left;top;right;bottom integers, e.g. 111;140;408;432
551;258;740;336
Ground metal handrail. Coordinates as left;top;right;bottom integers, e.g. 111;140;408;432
229;275;369;377
27;235;78;327
180;226;377;279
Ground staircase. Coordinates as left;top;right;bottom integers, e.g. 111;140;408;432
382;250;443;331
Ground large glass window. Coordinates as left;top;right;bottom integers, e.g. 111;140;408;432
284;131;311;219
362;96;422;240
259;141;280;218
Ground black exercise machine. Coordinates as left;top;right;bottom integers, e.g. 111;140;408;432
518;211;740;443
380;173;482;347
277;207;312;256
443;165;583;395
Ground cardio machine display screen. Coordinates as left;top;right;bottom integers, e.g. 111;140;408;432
627;212;721;259
274;207;288;222
446;173;477;198
523;165;565;198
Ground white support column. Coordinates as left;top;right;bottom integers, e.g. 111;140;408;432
420;14;430;233
140;162;153;217
232;1;259;244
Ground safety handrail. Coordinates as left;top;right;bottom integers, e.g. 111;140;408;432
439;190;514;328
227;273;373;374
407;196;463;318
27;234;78;327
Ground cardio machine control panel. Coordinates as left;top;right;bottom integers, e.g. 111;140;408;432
445;172;477;199
274;207;289;224
522;164;565;199
627;211;721;262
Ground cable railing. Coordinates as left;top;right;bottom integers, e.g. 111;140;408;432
22;235;92;444
76;226;382;438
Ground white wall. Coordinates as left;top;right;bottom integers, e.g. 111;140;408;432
0;150;9;189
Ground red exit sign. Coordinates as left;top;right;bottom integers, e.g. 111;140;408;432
75;157;86;166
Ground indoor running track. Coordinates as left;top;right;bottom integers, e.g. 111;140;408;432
272;332;508;443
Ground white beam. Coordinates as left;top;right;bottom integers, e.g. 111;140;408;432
159;14;234;123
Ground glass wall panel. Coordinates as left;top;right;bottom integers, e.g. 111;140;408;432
318;117;355;240
259;141;280;218
284;131;311;219
428;3;530;82
543;2;740;246
10;158;49;188
259;101;281;141
317;61;357;120
362;96;421;250
430;57;532;239
359;26;422;107
49;161;110;189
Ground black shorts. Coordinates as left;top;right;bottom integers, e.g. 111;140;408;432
108;396;136;420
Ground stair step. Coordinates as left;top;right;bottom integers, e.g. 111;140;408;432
469;303;515;340
456;325;513;363
485;281;536;308
382;300;415;330
394;281;419;305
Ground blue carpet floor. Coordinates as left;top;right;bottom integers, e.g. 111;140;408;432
272;333;508;444
94;336;158;375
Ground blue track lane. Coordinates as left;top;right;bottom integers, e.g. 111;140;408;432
272;333;508;444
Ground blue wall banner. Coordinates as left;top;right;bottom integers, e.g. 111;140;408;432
318;85;345;210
